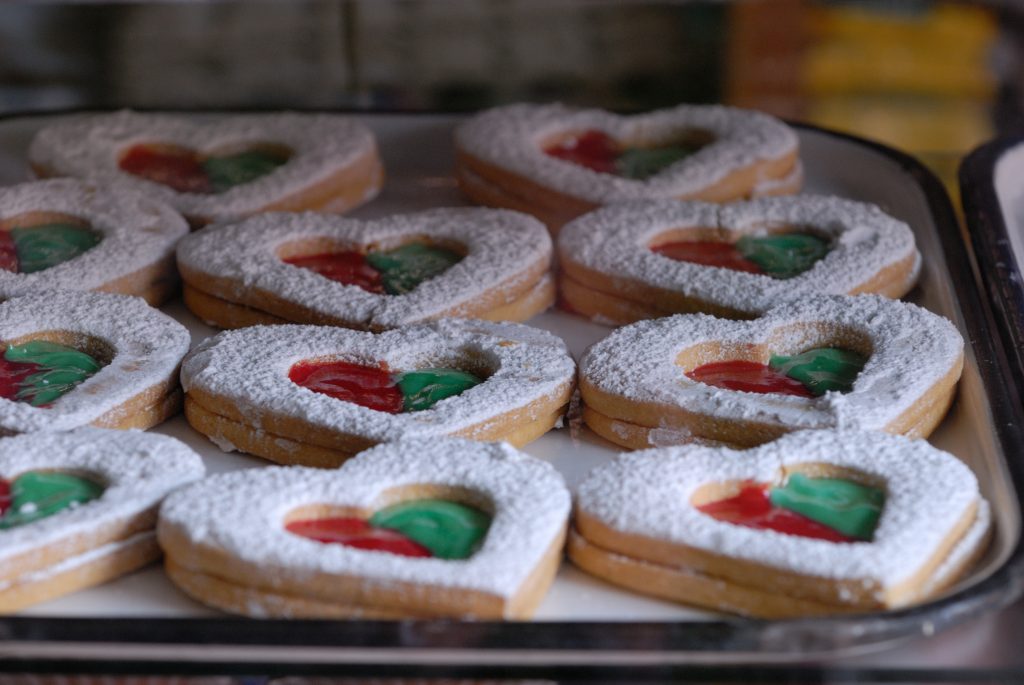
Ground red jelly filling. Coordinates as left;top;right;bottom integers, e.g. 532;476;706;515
544;130;619;174
0;232;17;273
0;357;42;403
686;360;813;398
282;251;384;294
119;145;211;194
286;516;432;557
0;479;9;517
697;483;853;543
288;360;404;414
652;241;763;274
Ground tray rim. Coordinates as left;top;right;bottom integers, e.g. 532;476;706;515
0;109;1023;671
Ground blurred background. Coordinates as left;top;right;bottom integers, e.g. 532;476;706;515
0;0;1017;193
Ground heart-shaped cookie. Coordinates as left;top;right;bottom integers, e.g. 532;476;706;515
0;289;190;433
29;111;383;226
158;437;571;619
579;294;964;449
0;179;188;306
569;430;990;617
176;208;554;331
558;196;920;324
181;319;577;466
455;103;801;231
0;427;204;612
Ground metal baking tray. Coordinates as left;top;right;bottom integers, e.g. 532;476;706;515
0;112;1022;675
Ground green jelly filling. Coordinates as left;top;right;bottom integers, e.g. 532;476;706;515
370;499;491;560
735;233;830;279
203;150;289;193
395;368;482;412
366;244;463;295
615;145;699;180
10;224;101;274
769;347;866;396
769;473;884;540
0;471;104;529
5;340;102;406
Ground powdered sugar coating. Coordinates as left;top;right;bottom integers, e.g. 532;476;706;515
0;428;204;576
579;294;963;433
159;438;570;601
558;196;920;316
181;318;576;442
0;179;188;300
455;103;798;204
0;289;191;433
176;208;552;329
29;111;380;222
575;430;982;590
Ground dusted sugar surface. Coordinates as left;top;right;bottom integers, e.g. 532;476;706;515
576;429;982;589
558;196;920;316
0;179;187;300
159;438;571;599
0;428;204;574
455;103;798;204
579;294;963;433
29;111;379;222
181;318;576;442
176;207;552;328
0;289;191;433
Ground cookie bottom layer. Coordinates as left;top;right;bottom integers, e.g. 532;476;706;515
0;532;158;613
94;388;183;432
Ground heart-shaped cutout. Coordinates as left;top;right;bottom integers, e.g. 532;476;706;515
176;208;554;330
579;294;963;449
158;437;570;619
0;180;188;306
29;111;383;225
0;427;204;612
455;103;801;231
181;318;576;467
570;429;991;616
558;196;921;324
0;289;190;434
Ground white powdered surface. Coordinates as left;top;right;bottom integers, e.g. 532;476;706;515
180;318;576;442
579;294;963;433
575;429;982;592
0;289;191;433
28;111;379;222
159;438;570;600
558;195;920;315
0;428;204;575
0;178;188;299
455;103;797;203
176;207;551;328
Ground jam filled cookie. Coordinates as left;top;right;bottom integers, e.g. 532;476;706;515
455;103;801;232
0;179;188;306
159;437;570;619
29;111;383;226
578;294;963;449
181;319;576;467
0;427;204;612
558;196;920;324
569;430;991;617
176;208;554;331
0;289;190;433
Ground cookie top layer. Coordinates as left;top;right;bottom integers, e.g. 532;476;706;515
29;111;379;222
0;428;204;571
176;208;551;329
455;103;798;204
575;429;981;592
0;179;188;300
558;196;920;315
181;318;576;442
159;438;570;601
0;289;191;433
579;294;963;433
